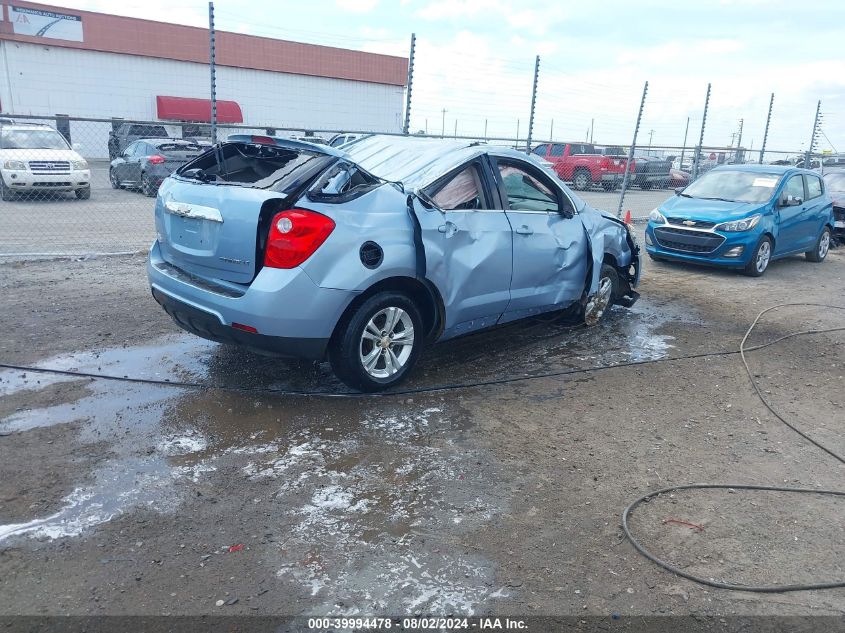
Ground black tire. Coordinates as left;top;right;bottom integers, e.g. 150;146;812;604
648;253;665;262
0;176;13;201
141;172;157;197
743;235;773;277
583;263;620;325
109;168;120;189
75;186;91;200
329;291;424;392
572;169;592;191
601;182;618;192
805;226;831;263
640;181;653;190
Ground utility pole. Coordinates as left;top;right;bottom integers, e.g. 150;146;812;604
526;55;540;152
648;129;655;148
759;93;774;164
735;118;744;163
550;119;554;141
402;33;416;135
692;83;711;180
805;100;821;168
454;119;457;138
616;80;648;219
590;118;594;143
441;108;446;138
516;119;520;142
484;119;488;140
679;116;690;169
208;1;217;144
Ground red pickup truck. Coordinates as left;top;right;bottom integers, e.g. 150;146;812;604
531;142;629;191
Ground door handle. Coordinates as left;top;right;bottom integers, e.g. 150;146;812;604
515;225;534;235
438;221;457;234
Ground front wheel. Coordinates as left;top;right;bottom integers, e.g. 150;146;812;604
602;182;618;192
743;236;772;277
583;263;619;326
75;186;91;200
0;176;13;201
329;292;424;392
805;227;831;262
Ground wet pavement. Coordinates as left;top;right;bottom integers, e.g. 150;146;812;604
0;296;700;614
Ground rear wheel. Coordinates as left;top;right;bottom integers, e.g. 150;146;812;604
639;181;653;190
572;169;591;191
743;236;772;277
329;291;423;392
141;172;157;197
805;227;831;262
583;263;619;326
75;186;91;200
601;182;618;192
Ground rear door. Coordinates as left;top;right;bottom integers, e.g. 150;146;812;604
491;155;589;321
802;173;829;246
416;158;513;338
128;142;147;183
115;142;137;183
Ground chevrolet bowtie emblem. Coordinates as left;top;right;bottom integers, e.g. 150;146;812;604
682;220;697;226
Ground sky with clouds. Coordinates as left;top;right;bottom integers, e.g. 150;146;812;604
46;0;845;154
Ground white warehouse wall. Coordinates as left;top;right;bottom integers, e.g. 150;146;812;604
0;40;405;159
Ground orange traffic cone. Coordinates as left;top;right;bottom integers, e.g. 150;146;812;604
624;209;632;225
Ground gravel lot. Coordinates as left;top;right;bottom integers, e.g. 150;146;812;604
0;224;844;622
0;163;669;257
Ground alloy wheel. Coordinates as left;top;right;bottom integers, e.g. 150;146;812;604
359;307;415;379
756;240;771;273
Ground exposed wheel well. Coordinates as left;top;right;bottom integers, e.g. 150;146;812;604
332;276;444;344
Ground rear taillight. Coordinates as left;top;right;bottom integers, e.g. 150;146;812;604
264;209;335;269
251;135;275;145
148;155;165;164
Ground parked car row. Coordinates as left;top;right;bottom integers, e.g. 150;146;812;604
530;142;674;191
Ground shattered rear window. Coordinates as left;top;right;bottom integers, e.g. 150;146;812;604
307;161;381;202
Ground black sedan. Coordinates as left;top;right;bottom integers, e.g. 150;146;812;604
110;138;204;196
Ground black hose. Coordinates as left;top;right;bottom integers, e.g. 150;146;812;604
622;484;845;592
622;303;845;593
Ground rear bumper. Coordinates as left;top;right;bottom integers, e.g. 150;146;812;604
147;241;354;360
151;287;330;359
2;169;90;191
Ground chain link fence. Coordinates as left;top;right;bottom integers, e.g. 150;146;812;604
1;13;841;259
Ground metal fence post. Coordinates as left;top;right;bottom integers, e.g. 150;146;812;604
679;116;689;169
526;55;540;152
616;80;648;219
805;100;821;168
759;93;774;164
208;1;217;144
402;33;415;135
691;83;711;180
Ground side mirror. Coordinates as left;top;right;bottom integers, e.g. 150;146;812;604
72;142;82;152
781;194;803;206
674;187;684;196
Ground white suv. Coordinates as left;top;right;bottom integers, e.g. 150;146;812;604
0;122;91;201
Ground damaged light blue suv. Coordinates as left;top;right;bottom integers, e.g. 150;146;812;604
147;135;640;391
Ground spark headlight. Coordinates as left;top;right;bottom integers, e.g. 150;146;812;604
72;160;89;170
3;160;26;170
715;214;762;232
648;208;666;223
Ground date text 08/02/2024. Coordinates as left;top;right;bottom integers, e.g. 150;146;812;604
307;617;529;629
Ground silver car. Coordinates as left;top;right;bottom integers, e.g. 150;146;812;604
147;135;641;391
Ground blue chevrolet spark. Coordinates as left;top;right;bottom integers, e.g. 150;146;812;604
645;165;834;276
